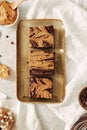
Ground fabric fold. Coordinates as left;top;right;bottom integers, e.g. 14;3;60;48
0;99;43;130
26;0;87;129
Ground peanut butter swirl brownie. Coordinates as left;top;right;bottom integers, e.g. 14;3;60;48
29;25;54;48
29;77;53;98
29;24;55;99
29;50;54;76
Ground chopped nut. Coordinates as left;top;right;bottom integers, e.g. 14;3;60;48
1;119;4;123
7;111;12;115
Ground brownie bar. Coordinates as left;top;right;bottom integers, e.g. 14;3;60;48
29;50;54;76
29;77;53;98
29;25;54;48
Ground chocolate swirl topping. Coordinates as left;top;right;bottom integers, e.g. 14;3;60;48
71;114;87;130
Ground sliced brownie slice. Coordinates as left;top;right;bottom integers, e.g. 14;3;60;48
29;50;54;76
29;25;54;48
29;77;53;98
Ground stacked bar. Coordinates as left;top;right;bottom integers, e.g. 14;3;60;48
29;26;54;48
29;25;55;99
29;50;54;76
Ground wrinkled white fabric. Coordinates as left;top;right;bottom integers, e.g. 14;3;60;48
0;0;87;130
0;97;43;130
26;0;87;129
0;0;43;129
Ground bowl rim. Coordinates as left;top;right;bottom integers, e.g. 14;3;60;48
78;86;87;110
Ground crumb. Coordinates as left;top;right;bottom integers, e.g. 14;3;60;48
0;64;9;79
11;42;14;45
6;35;9;38
0;55;2;57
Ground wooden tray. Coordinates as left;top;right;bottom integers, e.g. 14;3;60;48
16;19;65;103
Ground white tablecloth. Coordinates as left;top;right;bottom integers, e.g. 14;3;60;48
0;0;87;130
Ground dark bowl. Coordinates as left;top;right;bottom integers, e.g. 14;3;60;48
78;87;87;110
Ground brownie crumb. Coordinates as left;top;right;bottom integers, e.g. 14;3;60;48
0;55;2;57
6;35;9;38
11;42;14;45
